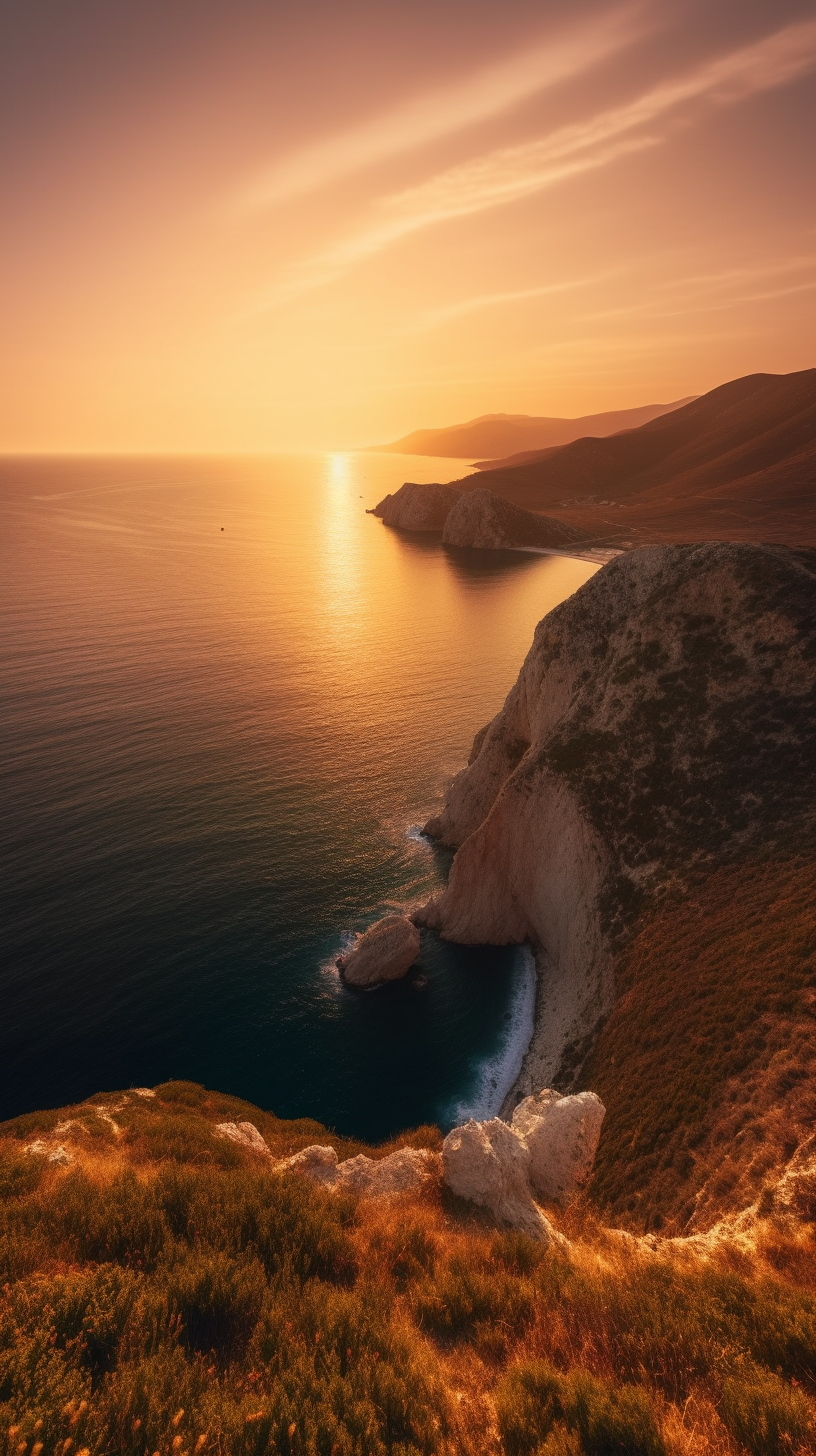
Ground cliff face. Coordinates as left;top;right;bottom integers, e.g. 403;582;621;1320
369;480;462;530
420;543;816;1088
442;488;591;551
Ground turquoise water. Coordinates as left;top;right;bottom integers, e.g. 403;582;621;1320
0;454;595;1139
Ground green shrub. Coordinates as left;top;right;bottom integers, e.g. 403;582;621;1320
163;1247;267;1356
566;1370;665;1456
0;1224;51;1282
130;1109;244;1166
495;1361;565;1454
45;1168;169;1269
383;1222;438;1291
720;1365;813;1456
0;1146;46;1201
491;1229;549;1276
20;1265;142;1377
153;1080;211;1107
247;1280;447;1454
0;1328;92;1451
496;1364;665;1456
88;1343;210;1456
155;1165;357;1283
414;1253;536;1340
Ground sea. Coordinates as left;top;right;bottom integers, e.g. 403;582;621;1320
0;454;596;1141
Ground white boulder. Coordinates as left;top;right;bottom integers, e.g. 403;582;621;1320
442;1117;556;1241
285;1144;340;1185
215;1121;272;1156
339;915;420;987
336;1148;438;1196
282;1144;438;1198
511;1090;605;1206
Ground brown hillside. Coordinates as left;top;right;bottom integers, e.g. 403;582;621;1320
456;370;816;546
581;857;816;1237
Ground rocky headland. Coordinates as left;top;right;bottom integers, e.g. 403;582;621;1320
419;542;816;1226
368;479;462;531
442;488;590;552
369;479;592;553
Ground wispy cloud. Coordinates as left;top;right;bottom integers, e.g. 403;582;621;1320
381;17;816;231
235;4;646;211
404;272;619;334
580;254;816;321
250;16;816;312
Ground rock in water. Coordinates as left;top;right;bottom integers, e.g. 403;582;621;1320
442;487;590;551
442;1117;558;1241
368;481;462;531
511;1090;605;1206
339;915;420;987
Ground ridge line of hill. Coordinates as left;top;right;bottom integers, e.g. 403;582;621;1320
366;397;697;460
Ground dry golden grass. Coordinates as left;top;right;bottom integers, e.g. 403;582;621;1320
1;1084;814;1455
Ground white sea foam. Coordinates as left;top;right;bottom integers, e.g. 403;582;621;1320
319;929;356;986
445;945;536;1125
405;824;433;846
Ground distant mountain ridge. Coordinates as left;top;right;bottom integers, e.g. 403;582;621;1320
369;398;696;460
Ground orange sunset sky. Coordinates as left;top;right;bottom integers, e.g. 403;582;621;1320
2;0;814;452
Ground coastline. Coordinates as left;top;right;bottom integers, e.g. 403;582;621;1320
506;544;624;565
499;935;614;1120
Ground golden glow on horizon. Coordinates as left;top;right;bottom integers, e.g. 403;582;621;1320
1;3;814;452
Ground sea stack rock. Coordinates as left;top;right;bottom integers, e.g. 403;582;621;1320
369;481;462;531
442;487;590;551
511;1090;605;1206
339;915;420;987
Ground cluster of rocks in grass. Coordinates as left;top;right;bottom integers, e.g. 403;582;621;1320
217;1087;605;1242
215;1120;438;1198
441;1089;605;1242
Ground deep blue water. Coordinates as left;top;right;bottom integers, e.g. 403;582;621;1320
0;454;595;1140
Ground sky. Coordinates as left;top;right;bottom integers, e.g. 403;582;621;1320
1;0;814;451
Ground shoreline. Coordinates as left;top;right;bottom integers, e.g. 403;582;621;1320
506;544;624;565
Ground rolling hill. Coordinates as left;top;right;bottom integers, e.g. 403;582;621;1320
449;369;816;546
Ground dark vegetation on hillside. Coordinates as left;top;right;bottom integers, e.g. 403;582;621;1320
1;1083;814;1456
541;545;816;924
582;858;816;1235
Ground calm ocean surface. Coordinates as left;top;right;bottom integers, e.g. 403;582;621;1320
0;455;595;1139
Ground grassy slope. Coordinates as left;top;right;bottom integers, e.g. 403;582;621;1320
1;1082;814;1456
581;858;816;1235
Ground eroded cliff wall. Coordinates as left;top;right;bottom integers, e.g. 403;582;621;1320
419;543;816;1090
